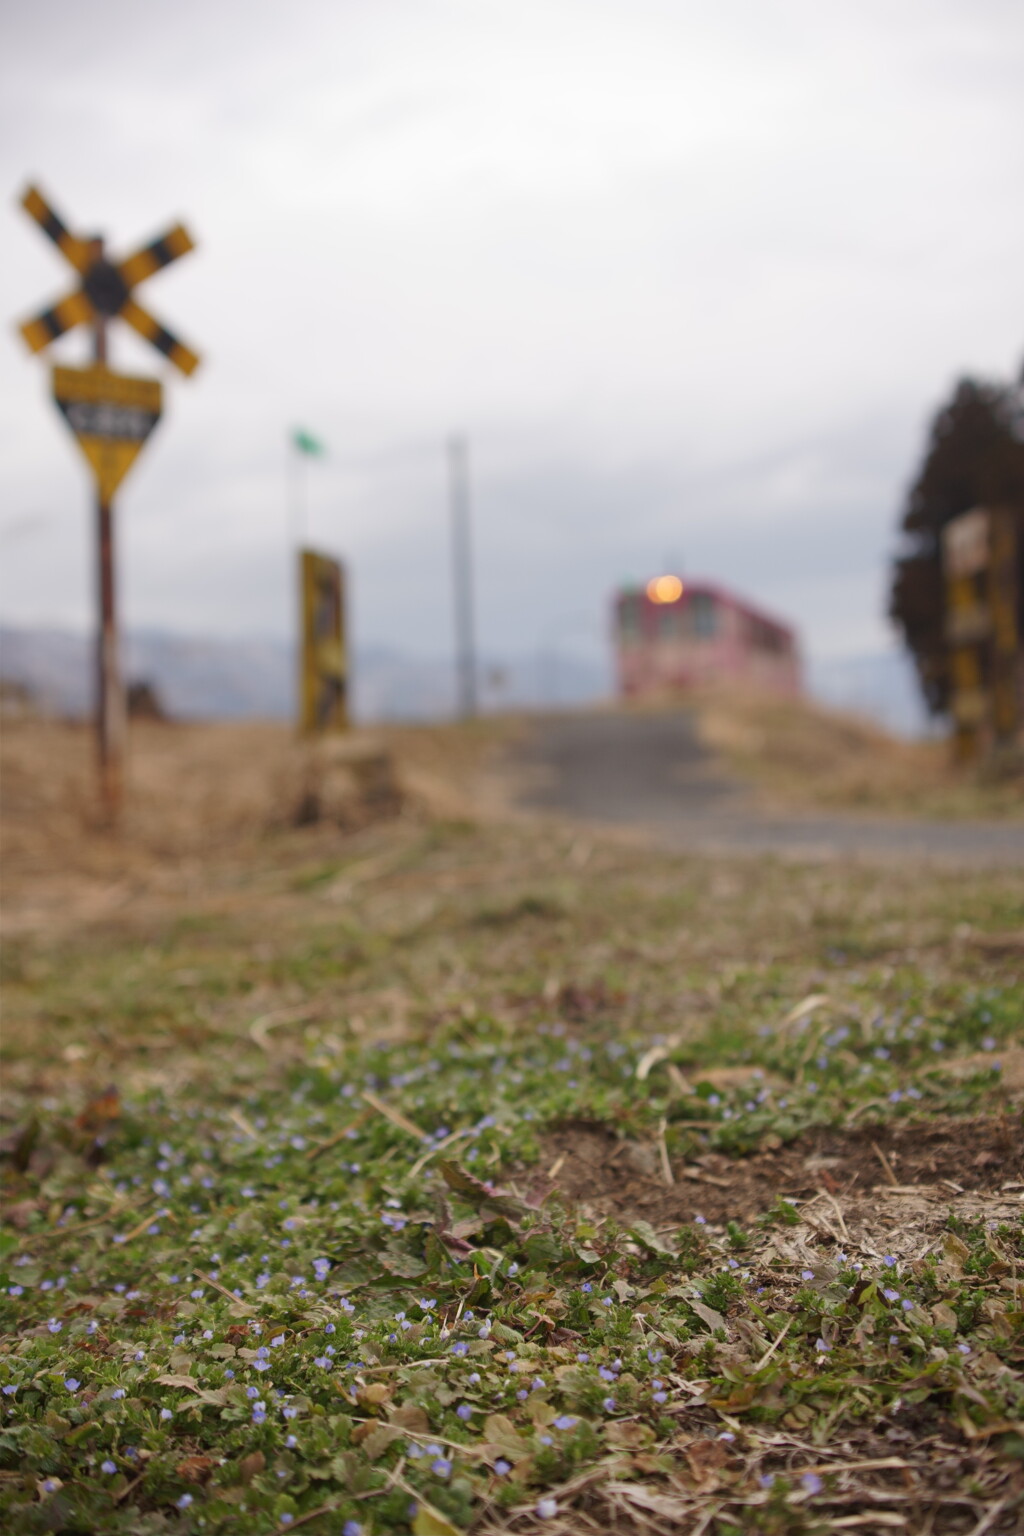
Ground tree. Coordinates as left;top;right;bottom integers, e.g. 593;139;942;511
889;368;1024;715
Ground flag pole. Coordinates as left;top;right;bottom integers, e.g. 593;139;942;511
448;434;478;720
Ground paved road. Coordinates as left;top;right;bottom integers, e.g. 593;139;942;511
510;710;1024;867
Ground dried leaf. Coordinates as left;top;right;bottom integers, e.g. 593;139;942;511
604;1420;653;1449
357;1382;392;1408
237;1450;264;1484
75;1087;120;1133
436;1160;529;1221
358;1423;402;1460
689;1298;726;1333
629;1220;676;1256
390;1403;430;1433
483;1413;529;1459
412;1507;462;1536
154;1373;199;1391
175;1456;215;1483
685;1437;730;1490
931;1302;959;1330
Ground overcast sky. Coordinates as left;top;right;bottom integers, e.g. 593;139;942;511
2;0;1022;666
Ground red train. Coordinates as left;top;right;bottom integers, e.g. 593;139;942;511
614;575;801;700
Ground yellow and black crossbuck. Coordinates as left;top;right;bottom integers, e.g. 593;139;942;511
17;185;200;376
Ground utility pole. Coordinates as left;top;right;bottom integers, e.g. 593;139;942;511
90;234;125;823
448;434;478;719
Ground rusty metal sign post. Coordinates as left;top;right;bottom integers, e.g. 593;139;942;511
942;505;1021;762
15;185;200;821
299;549;348;733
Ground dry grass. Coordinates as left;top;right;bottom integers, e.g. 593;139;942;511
693;689;1024;819
0;715;520;934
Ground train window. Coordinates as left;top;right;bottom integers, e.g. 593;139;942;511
692;593;716;637
619;598;641;642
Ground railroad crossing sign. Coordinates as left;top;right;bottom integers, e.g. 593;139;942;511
14;182;201;822
52;365;162;503
17;184;200;375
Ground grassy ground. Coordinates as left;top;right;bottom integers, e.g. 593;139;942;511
2;719;1023;1535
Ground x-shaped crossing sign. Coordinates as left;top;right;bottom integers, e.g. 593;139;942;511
17;184;200;375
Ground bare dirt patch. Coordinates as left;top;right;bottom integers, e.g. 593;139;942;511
542;1113;1024;1228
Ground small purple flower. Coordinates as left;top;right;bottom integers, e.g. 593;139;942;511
64;1377;80;1391
554;1415;576;1430
431;1457;451;1478
160;1407;173;1420
101;1459;117;1474
815;1338;830;1353
801;1472;823;1495
177;1492;193;1508
450;1341;469;1356
47;1319;62;1334
494;1458;511;1476
537;1498;558;1519
883;1255;897;1267
343;1522;361;1536
602;1396;616;1412
801;1270;815;1282
456;1404;472;1421
901;1299;913;1312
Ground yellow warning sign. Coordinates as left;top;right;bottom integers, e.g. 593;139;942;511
52;364;162;503
300;549;348;732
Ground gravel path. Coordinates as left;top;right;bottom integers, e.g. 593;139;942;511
510;710;1024;867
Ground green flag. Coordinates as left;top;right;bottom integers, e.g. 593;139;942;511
293;428;325;456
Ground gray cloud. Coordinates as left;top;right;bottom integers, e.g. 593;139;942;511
2;0;1022;671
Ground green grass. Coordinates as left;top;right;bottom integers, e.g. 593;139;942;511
2;818;1023;1533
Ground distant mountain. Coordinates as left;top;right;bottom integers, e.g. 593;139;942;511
0;627;611;724
1;626;933;736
